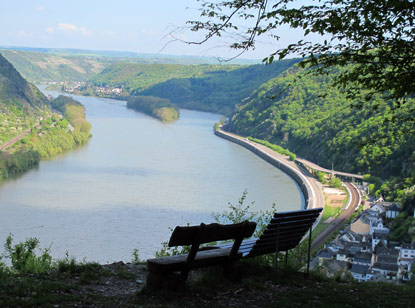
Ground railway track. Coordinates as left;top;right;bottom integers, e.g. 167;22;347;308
311;182;360;251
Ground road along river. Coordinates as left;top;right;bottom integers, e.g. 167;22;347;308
0;93;304;262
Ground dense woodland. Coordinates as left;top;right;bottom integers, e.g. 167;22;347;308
139;59;301;116
227;65;415;180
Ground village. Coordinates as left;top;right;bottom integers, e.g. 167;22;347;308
313;191;415;283
45;81;123;96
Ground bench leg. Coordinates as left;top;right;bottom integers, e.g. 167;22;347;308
146;272;186;291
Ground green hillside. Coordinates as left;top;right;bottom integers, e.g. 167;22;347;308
0;49;110;83
227;65;415;180
89;62;239;93
88;58;301;116
139;58;301;115
0;54;90;179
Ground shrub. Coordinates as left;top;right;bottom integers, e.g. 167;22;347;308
4;235;53;274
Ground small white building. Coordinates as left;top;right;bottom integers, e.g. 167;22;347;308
370;202;386;215
371;230;389;250
350;264;373;282
385;203;400;219
399;243;415;266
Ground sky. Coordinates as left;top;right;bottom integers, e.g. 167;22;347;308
0;0;316;60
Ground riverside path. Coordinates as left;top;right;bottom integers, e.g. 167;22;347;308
215;127;361;251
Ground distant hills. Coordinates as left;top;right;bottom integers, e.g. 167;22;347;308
0;46;261;84
0;46;260;64
0;49;111;83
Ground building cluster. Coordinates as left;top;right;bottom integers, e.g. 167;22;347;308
94;86;123;95
315;198;415;283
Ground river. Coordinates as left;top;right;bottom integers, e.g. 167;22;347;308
0;92;303;262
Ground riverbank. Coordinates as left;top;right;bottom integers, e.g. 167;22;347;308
215;127;365;251
214;127;324;210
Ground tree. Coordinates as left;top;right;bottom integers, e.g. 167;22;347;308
187;0;415;109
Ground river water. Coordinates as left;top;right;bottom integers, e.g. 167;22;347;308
0;92;303;262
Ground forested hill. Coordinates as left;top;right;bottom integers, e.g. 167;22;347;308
88;58;301;116
0;53;48;111
139;58;301;116
227;65;415;180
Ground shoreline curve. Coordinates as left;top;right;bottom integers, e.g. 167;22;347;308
215;128;322;210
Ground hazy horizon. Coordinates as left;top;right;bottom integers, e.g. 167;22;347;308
0;0;324;61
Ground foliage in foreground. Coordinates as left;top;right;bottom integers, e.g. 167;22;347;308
0;236;112;308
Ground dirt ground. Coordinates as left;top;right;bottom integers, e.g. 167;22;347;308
323;186;347;208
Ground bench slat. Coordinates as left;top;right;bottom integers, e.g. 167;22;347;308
168;221;256;247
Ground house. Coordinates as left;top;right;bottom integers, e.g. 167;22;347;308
369;218;389;236
361;209;380;222
318;248;335;266
350;264;373;282
336;248;349;262
399;243;415;266
372;262;399;280
339;230;363;244
371;244;399;280
370;202;386;215
371;230;389;250
385;203;400;219
353;251;372;266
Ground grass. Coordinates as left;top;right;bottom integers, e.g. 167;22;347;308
312;222;330;239
1;245;414;308
135;262;415;308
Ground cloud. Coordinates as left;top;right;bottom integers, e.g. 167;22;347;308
58;23;78;32
45;23;92;36
80;27;92;36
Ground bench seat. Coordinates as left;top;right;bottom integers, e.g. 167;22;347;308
147;247;241;273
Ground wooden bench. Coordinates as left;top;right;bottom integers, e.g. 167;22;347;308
147;220;256;284
217;208;323;276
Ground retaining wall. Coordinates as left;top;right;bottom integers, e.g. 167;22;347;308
215;129;312;209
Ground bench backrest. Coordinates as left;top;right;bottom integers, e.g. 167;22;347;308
247;208;322;257
169;221;257;247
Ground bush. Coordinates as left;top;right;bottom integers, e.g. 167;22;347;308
329;177;342;188
4;235;53;274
